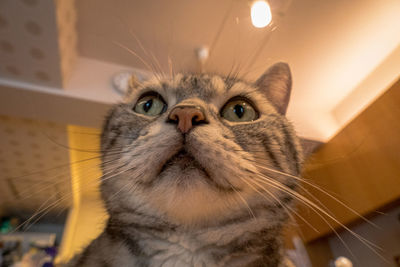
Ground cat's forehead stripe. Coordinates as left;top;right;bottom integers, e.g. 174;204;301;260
172;74;184;87
210;75;226;95
228;82;254;95
167;74;225;102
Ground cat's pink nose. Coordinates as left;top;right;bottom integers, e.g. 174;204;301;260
168;106;206;133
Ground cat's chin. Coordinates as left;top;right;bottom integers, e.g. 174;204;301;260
148;174;246;227
142;156;240;226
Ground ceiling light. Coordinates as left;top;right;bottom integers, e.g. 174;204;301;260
251;0;272;28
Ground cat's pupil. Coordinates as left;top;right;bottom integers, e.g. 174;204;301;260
144;99;153;112
234;104;245;118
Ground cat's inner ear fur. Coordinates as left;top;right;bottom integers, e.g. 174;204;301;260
255;62;292;115
122;74;142;100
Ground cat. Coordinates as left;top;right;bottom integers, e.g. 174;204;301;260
66;62;303;267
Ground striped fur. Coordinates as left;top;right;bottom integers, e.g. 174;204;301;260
67;63;303;267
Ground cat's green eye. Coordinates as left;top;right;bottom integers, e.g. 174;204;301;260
134;93;167;116
221;98;258;122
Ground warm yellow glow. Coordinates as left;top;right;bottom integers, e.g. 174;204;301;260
56;125;107;264
251;0;272;28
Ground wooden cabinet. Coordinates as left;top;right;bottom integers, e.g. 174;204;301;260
298;78;400;242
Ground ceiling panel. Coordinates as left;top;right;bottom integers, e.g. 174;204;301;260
0;0;77;87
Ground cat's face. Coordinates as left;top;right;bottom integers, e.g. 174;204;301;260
100;63;302;228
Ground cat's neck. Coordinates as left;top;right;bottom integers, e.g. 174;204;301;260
106;209;286;266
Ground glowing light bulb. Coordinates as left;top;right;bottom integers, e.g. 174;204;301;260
334;257;353;267
251;0;272;28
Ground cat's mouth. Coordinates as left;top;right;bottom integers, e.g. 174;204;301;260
160;149;208;175
158;148;235;192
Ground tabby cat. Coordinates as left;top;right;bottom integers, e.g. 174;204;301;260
67;62;303;267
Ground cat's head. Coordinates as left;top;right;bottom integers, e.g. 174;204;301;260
100;62;303;228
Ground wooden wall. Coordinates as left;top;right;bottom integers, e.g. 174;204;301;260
298;78;400;243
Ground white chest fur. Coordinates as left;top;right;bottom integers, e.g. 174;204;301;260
138;216;276;267
142;233;219;267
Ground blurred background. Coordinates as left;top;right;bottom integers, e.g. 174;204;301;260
0;0;399;266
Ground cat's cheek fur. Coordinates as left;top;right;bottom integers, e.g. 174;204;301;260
101;122;183;208
186;125;259;188
186;124;285;201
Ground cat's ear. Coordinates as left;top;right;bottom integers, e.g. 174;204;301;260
255;62;292;115
126;74;141;97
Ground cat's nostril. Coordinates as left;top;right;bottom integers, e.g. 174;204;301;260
170;114;179;123
168;106;206;133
